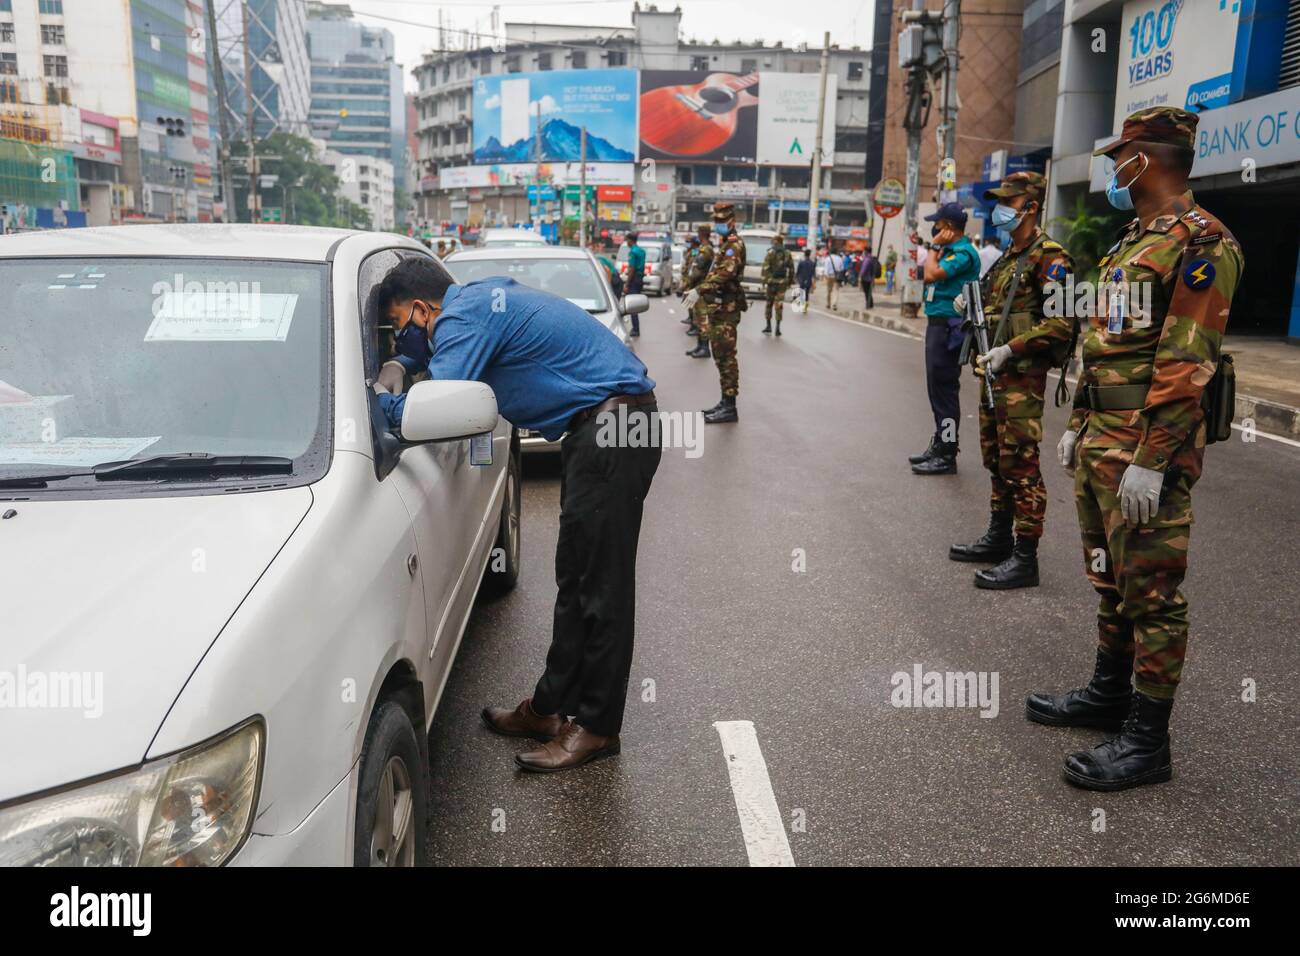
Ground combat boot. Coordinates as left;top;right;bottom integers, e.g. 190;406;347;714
911;441;957;475
1025;647;1133;731
686;323;699;336
762;322;772;334
973;535;1039;589
908;434;941;465
687;340;711;358
701;394;726;416
704;396;738;423
1062;691;1174;791
775;320;782;337
949;511;1013;563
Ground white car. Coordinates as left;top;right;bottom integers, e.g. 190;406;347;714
0;224;521;867
738;228;780;298
478;227;548;249
444;245;649;454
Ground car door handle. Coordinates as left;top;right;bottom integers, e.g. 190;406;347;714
406;553;418;577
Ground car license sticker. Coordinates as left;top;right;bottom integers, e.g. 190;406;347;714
0;435;161;467
144;292;300;342
470;432;493;466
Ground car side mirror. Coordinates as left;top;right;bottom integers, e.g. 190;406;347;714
400;379;499;442
621;294;649;315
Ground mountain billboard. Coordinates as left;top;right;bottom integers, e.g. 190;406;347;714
472;69;638;165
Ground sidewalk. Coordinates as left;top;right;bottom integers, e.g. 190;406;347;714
818;282;1300;439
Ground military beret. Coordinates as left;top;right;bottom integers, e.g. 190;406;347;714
1094;106;1198;157
983;170;1046;201
712;201;736;222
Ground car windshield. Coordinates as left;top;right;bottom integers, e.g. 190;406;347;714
672;247;683;263
446;257;611;312
742;236;773;263
616;245;663;262
482;232;545;247
0;258;329;486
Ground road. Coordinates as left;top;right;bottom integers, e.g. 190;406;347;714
427;292;1300;866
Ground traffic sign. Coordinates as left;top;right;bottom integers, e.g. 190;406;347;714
873;178;905;219
260;207;283;224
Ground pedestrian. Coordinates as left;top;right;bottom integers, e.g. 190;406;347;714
795;248;815;313
684;224;714;358
910;203;981;475
821;248;841;308
761;233;795;336
681;202;745;422
624;233;645;337
1029;106;1244;791
884;244;898;294
372;258;661;773
947;171;1075;590
436;240;448;259
859;246;878;309
977;236;1001;278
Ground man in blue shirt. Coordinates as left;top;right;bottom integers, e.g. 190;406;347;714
374;258;660;773
911;202;982;476
624;233;645;337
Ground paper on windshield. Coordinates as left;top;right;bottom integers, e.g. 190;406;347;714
144;291;300;342
0;435;161;467
0;394;73;443
0;379;33;404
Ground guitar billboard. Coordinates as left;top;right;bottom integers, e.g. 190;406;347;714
472;69;638;165
639;70;760;164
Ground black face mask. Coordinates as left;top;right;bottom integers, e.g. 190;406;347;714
930;225;942;239
395;318;432;367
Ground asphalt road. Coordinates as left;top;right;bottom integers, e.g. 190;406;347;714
427;292;1300;866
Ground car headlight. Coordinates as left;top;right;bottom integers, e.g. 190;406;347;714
0;719;263;867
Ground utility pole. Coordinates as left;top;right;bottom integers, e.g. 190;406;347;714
205;0;235;223
241;0;260;224
806;31;830;253
578;125;588;247
533;107;543;233
936;0;961;202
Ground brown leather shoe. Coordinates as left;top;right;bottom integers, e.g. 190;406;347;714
481;698;565;741
514;721;620;773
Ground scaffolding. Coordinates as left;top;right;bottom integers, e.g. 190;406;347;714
0;137;79;210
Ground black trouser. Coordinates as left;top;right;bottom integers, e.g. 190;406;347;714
924;322;962;441
532;404;661;735
863;276;874;308
625;273;644;333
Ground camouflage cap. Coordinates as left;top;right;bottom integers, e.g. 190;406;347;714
983;170;1045;201
712;201;736;222
1093;106;1198;157
772;232;785;244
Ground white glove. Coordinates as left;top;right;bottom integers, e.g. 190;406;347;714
1057;429;1077;472
952;292;966;314
681;289;700;311
977;344;1014;374
1118;462;1165;527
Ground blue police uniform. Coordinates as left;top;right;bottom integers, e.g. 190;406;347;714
922;235;981;450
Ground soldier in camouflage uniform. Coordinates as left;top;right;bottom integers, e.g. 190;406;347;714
685;224;714;358
1026;107;1244;792
949;171;1075;591
683;202;746;422
761;234;795;336
680;235;699;324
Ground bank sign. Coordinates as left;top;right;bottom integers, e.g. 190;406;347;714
1114;0;1241;126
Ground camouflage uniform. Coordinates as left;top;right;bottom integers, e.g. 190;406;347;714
761;242;795;327
696;203;747;397
1073;108;1244;699
684;239;714;337
977;172;1075;540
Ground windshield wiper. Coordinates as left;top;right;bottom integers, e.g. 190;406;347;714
93;452;294;480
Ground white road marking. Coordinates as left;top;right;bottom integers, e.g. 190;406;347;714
806;304;1300;450
713;720;795;867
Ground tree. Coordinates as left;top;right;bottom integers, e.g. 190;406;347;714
1050;194;1127;283
228;132;370;229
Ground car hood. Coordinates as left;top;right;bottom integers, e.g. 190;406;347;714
0;487;313;802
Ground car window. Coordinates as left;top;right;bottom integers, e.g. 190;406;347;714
444;257;611;312
742;236;773;263
0;257;329;490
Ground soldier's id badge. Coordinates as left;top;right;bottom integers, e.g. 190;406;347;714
470;432;493;466
1107;268;1126;334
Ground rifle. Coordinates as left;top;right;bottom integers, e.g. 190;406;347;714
958;279;997;409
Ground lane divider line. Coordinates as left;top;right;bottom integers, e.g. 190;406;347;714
713;720;796;867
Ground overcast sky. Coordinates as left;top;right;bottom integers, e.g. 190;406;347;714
340;0;877;91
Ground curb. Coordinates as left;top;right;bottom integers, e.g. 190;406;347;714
831;305;1300;441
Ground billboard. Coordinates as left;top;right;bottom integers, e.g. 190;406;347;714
1113;0;1240;126
440;162;633;189
472;69;638;165
639;70;760;163
755;72;837;167
638;71;835;166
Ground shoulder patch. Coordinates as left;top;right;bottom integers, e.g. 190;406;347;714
1182;258;1215;290
1183;209;1212;229
726;249;735;257
1045;261;1067;282
1191;232;1223;246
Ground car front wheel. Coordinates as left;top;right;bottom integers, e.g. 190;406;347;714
354;699;428;867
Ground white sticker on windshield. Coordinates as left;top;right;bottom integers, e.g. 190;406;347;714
0;436;161;467
144;290;300;342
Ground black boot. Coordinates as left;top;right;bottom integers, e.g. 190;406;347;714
762;322;772;334
974;535;1039;589
1062;691;1174;791
775;321;782;337
701;394;726;415
911;441;957;475
908;434;941;465
687;340;711;358
949;511;1013;563
686;324;699;336
704;395;738;423
1026;647;1134;731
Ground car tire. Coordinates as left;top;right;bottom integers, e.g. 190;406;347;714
484;433;521;594
354;699;428;867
